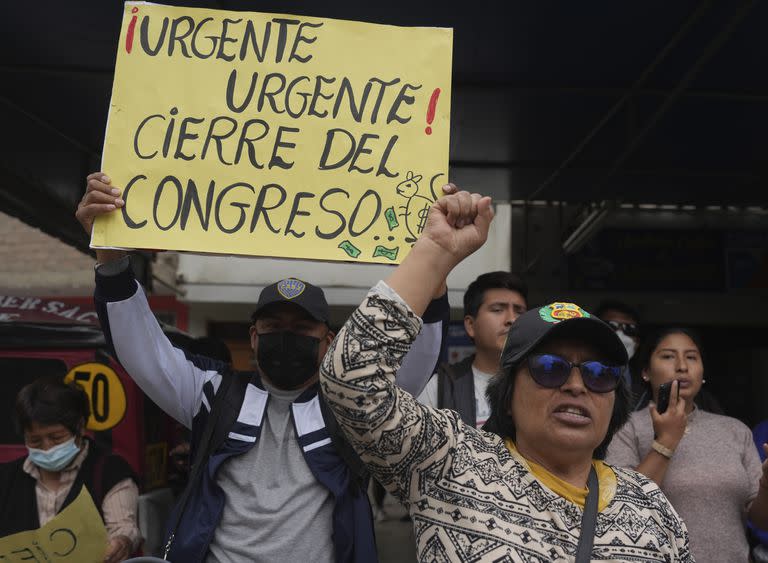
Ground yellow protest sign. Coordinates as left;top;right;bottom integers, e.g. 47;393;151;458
0;489;107;562
64;362;127;431
94;2;452;264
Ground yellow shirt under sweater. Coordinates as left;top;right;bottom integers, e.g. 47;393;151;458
321;283;694;562
504;438;616;511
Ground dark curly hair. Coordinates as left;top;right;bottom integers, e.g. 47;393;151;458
483;335;632;460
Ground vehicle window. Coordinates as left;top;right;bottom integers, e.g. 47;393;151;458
0;358;68;443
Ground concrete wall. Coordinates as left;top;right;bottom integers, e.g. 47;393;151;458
0;211;95;296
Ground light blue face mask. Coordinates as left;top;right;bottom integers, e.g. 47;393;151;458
27;437;80;472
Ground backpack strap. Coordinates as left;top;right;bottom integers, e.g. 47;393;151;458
575;466;599;563
60;439;136;518
210;372;253;453
163;371;248;559
92;453;106;507
60;444;102;516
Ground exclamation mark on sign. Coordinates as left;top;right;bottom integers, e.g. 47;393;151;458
425;88;441;135
126;7;139;54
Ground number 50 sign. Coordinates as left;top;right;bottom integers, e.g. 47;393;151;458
64;363;127;431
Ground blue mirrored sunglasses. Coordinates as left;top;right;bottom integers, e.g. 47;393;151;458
526;353;623;393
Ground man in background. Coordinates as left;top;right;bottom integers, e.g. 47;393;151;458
418;271;527;429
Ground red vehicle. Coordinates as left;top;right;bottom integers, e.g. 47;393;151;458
0;294;192;554
0;294;190;491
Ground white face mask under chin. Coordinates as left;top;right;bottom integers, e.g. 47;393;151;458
616;330;637;359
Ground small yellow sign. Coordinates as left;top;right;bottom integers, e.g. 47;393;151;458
94;2;452;264
145;442;169;490
64;363;127;431
0;489;107;562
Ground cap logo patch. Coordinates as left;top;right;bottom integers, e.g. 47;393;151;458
539;302;590;323
277;279;306;300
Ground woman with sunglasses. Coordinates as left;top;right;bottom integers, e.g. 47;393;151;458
0;377;140;563
595;301;642;361
319;189;693;561
607;327;768;563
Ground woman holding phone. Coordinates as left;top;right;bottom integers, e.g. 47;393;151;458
607;327;768;563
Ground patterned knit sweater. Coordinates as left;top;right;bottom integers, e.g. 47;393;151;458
320;285;694;562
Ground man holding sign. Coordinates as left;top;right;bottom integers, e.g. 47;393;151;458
77;172;449;562
80;4;453;560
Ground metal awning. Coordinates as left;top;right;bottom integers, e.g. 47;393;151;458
1;0;766;254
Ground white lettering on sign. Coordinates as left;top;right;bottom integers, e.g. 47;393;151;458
0;296;21;308
76;312;99;323
20;297;41;310
0;296;100;325
42;301;65;314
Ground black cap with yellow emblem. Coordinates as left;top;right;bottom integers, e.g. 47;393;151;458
251;278;329;324
501;302;628;370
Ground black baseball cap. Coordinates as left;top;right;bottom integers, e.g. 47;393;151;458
251;278;329;324
501;302;628;370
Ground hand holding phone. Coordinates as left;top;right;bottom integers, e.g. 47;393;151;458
656;380;680;415
651;380;686;449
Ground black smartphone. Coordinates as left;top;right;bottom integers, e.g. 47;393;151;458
656;381;679;414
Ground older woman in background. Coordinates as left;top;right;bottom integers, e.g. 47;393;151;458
0;378;140;562
320;189;694;562
607;327;768;563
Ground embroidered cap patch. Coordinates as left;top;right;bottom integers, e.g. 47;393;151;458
539;302;590;323
277;279;306;299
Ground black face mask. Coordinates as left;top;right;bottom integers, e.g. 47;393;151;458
256;331;321;390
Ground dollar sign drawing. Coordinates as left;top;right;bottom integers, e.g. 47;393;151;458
416;204;430;234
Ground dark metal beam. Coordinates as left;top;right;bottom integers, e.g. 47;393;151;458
523;0;714;203
0;95;100;158
449;160;760;180
0;64;113;76
588;0;757;203
454;83;768;103
3;65;768;103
